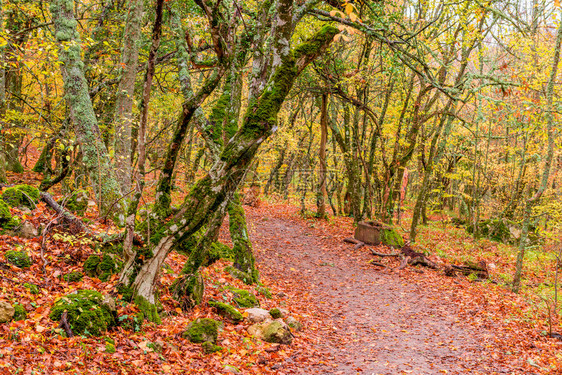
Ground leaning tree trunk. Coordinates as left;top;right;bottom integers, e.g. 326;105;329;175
119;22;338;322
51;0;124;222
228;193;259;284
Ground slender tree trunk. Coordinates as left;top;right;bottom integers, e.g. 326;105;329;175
316;93;328;218
113;0;144;193
512;10;562;293
51;0;124;222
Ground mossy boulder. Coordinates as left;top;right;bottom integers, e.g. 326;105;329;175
183;318;221;344
380;226;404;248
63;271;84;282
2;185;39;208
12;303;27;321
83;254;116;281
269;308;283;319
229;288;259;308
49;290;115;336
105;342;116;353
209;301;243;323
5;249;32;268
262;320;292;345
0;200;11;222
201;341;223;354
64;190;89;216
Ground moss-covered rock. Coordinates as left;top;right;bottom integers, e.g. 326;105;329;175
49;290;115;336
2;185;39;208
63;271;84;282
380;226;404;248
229;288;259;308
83;254;116;281
0;200;11;222
134;295;161;324
269;308;282;319
183;318;221;344
262;320;292;345
64;190;89;215
5;249;32;268
201;341;223;354
208;301;243;323
12;303;27;321
23;283;40;295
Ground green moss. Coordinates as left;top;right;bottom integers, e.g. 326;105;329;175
83;254;115;281
269;308;282;319
201;341;223;354
134;295;161;324
83;254;101;276
172;273;205;309
116;285;134;302
256;286;272;299
0;200;11;221
208;301;243;323
183;318;220;343
2;185;39;208
105;342;116;353
5;250;32;268
12;304;27;321
228;287;259;308
24;283;40;295
63;271;84;282
262;320;292;344
380;227;404;248
16;185;40;203
2;187;23;207
49;290;115;336
64;190;89;215
210;242;233;260
3;217;20;230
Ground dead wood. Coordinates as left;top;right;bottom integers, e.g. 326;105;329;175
40;192;87;234
58;311;74;337
344;237;361;244
370;248;401;257
450;261;488;279
368;260;387;269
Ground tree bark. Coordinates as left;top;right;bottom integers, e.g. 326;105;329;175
51;0;124;223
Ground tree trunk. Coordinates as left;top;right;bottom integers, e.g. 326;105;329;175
316;93;328;218
113;0;144;193
51;0;124;223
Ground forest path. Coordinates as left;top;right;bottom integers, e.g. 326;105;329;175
247;208;513;375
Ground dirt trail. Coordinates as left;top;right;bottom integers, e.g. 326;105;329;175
249;212;513;375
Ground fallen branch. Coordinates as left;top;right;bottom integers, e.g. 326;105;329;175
368;260;387;269
370;248;401;257
58;311;74;337
40;192;87;234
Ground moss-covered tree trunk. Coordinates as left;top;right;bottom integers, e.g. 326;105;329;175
121;16;338;321
228;194;258;283
51;0;124;222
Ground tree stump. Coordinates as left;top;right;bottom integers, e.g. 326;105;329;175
354;221;383;245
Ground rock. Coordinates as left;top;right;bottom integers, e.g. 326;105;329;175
247;322;268;338
5;249;32;268
229;288;259;308
380;226;404;248
269;308;288;319
0;301;15;323
101;294;116;312
18;222;38;239
285;316;302;332
208;301;243;323
262;320;292;345
49;290;115;336
183;318;221;344
201;341;223;354
245;308;271;323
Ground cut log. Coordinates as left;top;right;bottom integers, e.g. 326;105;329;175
354;221;383;245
